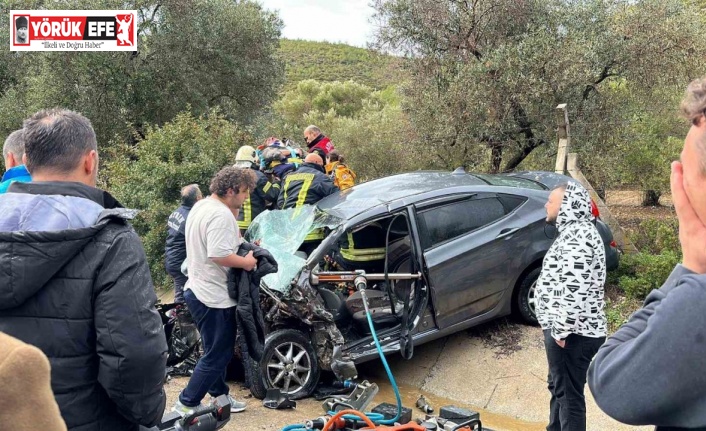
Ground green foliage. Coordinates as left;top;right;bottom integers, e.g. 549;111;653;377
0;0;283;166
104;110;251;289
613;252;681;300
629;218;680;255
275;79;381;123
331;102;421;180
278;39;405;90
372;0;706;174
606;218;681;301
604;290;643;333
574;84;686;195
265;79;420;180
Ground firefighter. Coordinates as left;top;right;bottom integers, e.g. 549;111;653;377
277;153;339;256
262;146;296;182
234;145;280;234
334;222;387;272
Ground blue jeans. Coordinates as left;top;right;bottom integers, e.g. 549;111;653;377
179;289;236;407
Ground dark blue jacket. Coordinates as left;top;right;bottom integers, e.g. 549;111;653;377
165;205;191;271
276;163;339;209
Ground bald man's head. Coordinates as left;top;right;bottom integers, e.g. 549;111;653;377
181;184;202;207
305;153;323;166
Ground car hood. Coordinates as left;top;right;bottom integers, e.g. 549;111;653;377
244;205;342;293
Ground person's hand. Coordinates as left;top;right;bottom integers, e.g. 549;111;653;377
671;161;706;273
555;338;566;348
244;251;257;271
253;239;262;246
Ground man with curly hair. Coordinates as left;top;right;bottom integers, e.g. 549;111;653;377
173;166;258;416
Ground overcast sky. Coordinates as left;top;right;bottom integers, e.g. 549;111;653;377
258;0;376;48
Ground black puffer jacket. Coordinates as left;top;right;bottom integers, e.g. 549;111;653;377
228;243;278;361
0;182;167;431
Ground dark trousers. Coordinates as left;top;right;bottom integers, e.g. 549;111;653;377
167;267;188;304
179;289;236;407
544;330;605;431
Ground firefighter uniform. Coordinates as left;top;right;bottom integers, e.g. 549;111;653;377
335;222;387;271
277;162;339;253
237;168;280;232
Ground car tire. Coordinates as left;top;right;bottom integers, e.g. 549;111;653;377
249;329;320;400
516;267;541;325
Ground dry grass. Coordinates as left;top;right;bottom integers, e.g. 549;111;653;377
604;190;673;207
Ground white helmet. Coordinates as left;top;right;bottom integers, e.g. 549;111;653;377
234;145;257;168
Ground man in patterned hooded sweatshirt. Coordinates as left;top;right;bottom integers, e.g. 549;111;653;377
537;181;606;431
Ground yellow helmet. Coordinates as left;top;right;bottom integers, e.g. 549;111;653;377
234;145;257;166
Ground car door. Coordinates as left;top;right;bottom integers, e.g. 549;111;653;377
416;192;527;329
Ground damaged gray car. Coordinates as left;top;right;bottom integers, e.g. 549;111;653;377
244;169;619;400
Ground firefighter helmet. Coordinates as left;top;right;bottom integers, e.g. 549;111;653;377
235;145;258;164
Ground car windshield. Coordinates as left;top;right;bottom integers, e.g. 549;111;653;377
244;206;343;294
472;174;546;190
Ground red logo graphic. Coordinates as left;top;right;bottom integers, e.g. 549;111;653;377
115;14;134;46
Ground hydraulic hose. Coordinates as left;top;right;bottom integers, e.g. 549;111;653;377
327;278;403;426
282;277;404;430
323;409;376;431
360;287;403;425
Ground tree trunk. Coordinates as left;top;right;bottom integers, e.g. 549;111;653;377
489;143;502;174
596;188;606;201
642;190;661;207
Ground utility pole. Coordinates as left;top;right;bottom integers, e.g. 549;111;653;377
554;104;570;175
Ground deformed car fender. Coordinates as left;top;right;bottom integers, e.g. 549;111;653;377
263;271;357;380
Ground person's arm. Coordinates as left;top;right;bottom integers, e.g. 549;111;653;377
550;235;595;341
2;340;67;431
262;180;280;204
94;230;167;427
587;266;706;426
315;174;339;199
211;252;256;270
205;217;257;270
276;183;286;209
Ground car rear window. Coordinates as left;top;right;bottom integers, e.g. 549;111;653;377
497;194;527;214
473;174;546;190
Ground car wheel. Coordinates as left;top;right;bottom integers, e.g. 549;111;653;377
249;329;320;400
516;267;540;325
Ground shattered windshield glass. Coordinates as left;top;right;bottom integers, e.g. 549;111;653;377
244;205;343;294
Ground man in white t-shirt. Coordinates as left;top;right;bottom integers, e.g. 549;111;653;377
173;166;257;416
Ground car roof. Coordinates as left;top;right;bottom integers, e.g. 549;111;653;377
503;171;576;189
317;170;545;220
